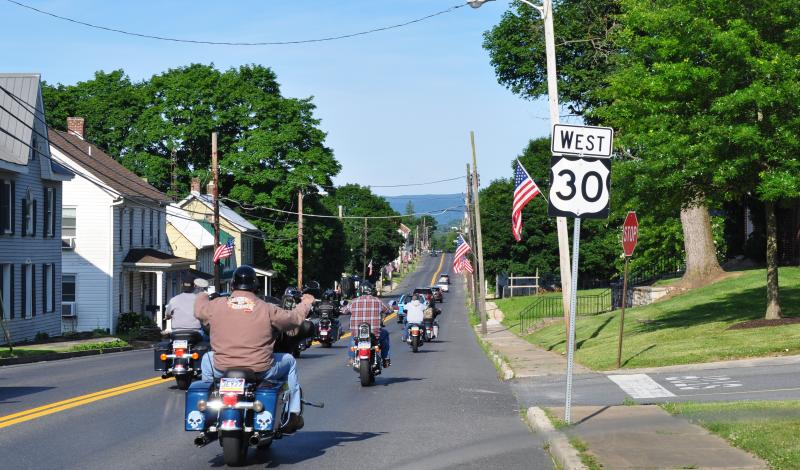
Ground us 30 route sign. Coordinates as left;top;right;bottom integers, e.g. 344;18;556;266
552;124;614;158
548;155;611;219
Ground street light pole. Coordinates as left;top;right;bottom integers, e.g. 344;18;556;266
470;0;572;338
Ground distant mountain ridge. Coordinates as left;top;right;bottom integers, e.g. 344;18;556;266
383;193;464;228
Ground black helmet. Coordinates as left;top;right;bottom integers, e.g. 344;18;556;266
361;285;373;296
232;265;258;292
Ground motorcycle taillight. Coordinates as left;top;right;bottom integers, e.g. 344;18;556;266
222;394;238;406
174;348;186;357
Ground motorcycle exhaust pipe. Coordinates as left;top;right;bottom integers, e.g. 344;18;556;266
194;432;216;447
249;433;272;446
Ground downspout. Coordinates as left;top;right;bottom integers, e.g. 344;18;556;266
109;197;124;333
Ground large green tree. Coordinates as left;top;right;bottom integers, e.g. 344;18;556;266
483;0;724;286
595;0;800;318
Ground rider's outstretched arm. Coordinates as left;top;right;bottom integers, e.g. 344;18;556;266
271;297;313;332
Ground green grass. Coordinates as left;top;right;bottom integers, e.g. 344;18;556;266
496;288;610;334
523;267;800;369
662;401;800;470
569;438;604;469
0;339;129;359
0;348;58;359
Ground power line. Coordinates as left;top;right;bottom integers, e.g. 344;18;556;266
222;196;464;220
5;0;468;46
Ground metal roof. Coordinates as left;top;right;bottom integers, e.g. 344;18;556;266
0;74;40;167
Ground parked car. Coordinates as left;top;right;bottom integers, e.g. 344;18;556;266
437;274;450;292
430;286;444;302
413;287;434;303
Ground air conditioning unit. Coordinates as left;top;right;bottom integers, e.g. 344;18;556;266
62;237;76;250
62;302;77;318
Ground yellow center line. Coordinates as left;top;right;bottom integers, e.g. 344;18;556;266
430;253;445;286
0;376;169;429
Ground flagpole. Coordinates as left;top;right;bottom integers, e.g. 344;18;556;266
470;131;488;336
516;159;549;205
212;132;221;292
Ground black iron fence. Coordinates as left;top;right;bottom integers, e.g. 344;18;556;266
518;289;613;334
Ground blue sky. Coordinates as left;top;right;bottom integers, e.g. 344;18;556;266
2;0;562;196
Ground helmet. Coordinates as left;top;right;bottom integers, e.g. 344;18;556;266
361;285;373;296
232;265;258;292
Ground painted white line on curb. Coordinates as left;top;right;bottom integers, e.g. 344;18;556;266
608;374;675;399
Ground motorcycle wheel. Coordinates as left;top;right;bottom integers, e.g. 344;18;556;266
175;375;191;391
222;432;248;467
321;341;332;348
359;360;372;386
411;336;419;353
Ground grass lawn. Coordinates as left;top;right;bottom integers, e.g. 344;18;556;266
662;401;800;470
0;348;58;359
0;339;129;359
495;288;610;334
522;267;800;369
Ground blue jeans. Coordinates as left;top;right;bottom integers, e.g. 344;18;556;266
349;328;390;360
201;351;302;414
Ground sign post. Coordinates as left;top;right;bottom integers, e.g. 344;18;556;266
616;211;639;369
549;124;614;424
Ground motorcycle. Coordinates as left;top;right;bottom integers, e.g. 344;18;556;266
314;306;340;347
185;371;323;467
407;322;423;353
352;322;382;386
155;330;207;390
423;319;438;342
280;290;314;357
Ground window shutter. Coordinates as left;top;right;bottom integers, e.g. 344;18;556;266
51;264;55;312
52;189;57;238
33;199;37;237
21;198;27;237
10;181;16;235
21;265;26;318
43;190;49;237
0;265;3;319
9;265;14;319
0;181;7;233
32;265;36;317
41;264;46;314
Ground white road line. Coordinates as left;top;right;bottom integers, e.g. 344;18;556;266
608;374;675;399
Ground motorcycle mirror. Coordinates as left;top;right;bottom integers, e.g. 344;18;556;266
341;300;349;306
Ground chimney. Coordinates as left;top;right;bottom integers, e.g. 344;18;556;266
67;117;85;140
206;180;216;197
191;177;201;193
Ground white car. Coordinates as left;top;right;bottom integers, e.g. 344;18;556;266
437;274;450;292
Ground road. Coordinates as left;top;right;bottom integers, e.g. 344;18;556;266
0;255;553;470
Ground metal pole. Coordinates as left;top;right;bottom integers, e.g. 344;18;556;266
470;131;488;335
212;132;221;292
362;218;368;278
616;256;630;369
564;217;581;424
297;190;303;290
465;164;479;308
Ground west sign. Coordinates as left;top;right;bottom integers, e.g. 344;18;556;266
551;124;614;158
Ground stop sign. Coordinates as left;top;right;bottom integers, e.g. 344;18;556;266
622;211;638;257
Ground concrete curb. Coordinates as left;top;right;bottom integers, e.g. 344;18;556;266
0;346;136;366
526;407;587;470
474;329;515;381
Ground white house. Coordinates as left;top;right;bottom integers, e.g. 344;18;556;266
0;74;74;344
49;118;193;333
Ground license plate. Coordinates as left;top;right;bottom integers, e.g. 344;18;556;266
320;331;328;336
358;341;371;349
172;340;188;349
219;378;245;394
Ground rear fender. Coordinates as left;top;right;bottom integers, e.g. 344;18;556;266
219;408;243;431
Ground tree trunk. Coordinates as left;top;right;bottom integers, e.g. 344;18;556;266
764;200;782;319
680;202;723;287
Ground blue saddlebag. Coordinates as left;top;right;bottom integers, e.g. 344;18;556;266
185;381;211;431
253;382;282;431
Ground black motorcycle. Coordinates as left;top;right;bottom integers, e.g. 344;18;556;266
314;302;341;347
353;322;382;386
155;330;208;390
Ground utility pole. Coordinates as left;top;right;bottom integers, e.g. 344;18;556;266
465;164;478;308
421;217;427;252
297;190;304;289
170;148;177;201
470;131;488;335
362;218;368;278
415;226;419;256
212;132;221;292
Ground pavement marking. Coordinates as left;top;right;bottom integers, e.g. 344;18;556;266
430;254;445;286
608;374;676;399
664;375;743;391
0;376;168;429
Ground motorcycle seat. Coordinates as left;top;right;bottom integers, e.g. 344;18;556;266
222;368;263;383
171;330;203;343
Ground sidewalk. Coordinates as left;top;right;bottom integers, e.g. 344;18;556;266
478;301;769;470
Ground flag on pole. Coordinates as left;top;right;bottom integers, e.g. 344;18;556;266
368;259;373;276
512;160;542;242
213;239;235;263
454;256;473;274
452;235;472;272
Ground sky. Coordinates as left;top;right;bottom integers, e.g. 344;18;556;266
2;0;565;197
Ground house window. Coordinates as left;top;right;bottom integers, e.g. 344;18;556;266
0;264;11;319
23;264;33;318
62;274;76;316
45;263;54;313
155;212;160;247
128;272;133;312
44;188;55;237
62;207;76;243
0;179;13;235
140;210;145;246
118;276;123;313
23;189;36;236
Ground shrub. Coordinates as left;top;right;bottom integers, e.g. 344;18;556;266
34;331;50;342
116;312;155;334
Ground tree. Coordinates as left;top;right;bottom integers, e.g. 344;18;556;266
483;0;724;286
595;0;800;317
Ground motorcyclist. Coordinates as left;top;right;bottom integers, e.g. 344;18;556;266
401;294;426;342
195;265;314;434
343;285;391;367
165;278;207;340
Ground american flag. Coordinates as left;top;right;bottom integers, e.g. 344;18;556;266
512;160;542;242
213;239;235;263
452;235;472;272
454;256;473;274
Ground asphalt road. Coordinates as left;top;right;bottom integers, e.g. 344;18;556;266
0;255;553;470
